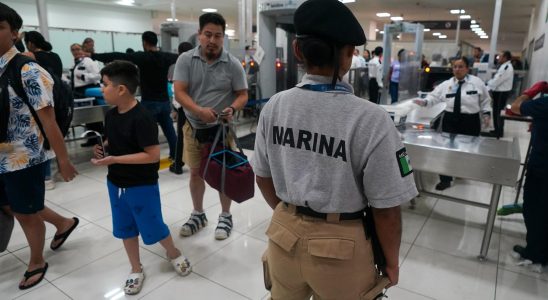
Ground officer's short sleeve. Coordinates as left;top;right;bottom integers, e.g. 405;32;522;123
521;96;548;119
173;53;190;83
250;102;271;177
362;124;418;208
230;57;248;91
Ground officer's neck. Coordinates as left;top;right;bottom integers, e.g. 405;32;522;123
307;66;339;77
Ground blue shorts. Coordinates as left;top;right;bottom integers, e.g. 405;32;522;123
0;162;46;214
107;180;170;245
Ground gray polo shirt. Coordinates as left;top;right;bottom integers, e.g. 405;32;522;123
173;46;247;129
251;74;418;212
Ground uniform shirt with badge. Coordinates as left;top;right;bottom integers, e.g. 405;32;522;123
172;46;248;129
252;74;418;213
72;57;101;88
104;103;159;188
425;74;492;114
487;61;514;92
0;46;55;174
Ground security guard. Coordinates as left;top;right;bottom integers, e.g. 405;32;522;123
368;46;383;104
488;50;514;138
415;57;492;190
251;1;418;299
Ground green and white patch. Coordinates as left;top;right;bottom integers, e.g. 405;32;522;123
396;148;413;177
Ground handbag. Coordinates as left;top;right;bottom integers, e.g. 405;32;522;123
199;122;255;203
0;208;14;252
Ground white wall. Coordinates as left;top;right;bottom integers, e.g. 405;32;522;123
525;0;548;85
3;0;153;33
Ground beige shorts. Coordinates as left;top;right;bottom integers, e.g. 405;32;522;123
182;122;236;169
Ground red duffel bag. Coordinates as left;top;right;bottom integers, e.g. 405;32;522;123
199;123;255;203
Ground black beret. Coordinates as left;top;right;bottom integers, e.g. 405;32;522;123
294;0;366;46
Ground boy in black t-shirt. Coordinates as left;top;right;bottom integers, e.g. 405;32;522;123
91;61;191;295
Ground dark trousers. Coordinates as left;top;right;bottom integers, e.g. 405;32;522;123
141;101;177;160
439;112;481;183
368;78;380;104
522;169;548;264
491;91;510;138
389;81;399;104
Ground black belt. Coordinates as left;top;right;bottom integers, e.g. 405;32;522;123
285;203;364;220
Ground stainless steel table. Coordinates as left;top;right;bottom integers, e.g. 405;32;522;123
402;129;521;259
66;105;111;142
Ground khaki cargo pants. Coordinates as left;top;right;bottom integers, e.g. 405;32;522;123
262;203;389;300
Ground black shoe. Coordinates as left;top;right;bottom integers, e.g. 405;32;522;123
169;163;184;175
512;245;528;259
435;181;451;191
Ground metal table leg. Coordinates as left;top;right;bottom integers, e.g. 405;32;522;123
479;184;502;260
169;108;185;174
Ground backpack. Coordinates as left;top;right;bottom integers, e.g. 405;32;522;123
0;54;74;149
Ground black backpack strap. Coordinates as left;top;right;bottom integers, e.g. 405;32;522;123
6;54;49;146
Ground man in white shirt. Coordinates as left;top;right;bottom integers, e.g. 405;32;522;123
487;50;514;138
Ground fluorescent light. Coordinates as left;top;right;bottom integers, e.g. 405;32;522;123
376;12;391;17
166;18;178;22
390;16;403;21
470;24;479;28
380;31;384;34
480;36;489;39
375;29;379;32
439;35;447;38
450;9;465;14
225;29;235;36
202;8;218;12
432;32;441;36
423;28;430;32
339;0;356;3
471;20;477;24
116;0;134;6
472;28;483;32
460;15;471;19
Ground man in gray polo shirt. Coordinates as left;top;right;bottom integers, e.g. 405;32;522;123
173;12;248;240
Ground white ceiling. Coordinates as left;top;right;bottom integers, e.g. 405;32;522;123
66;0;537;50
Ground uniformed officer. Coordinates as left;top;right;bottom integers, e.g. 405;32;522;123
415;57;492;190
368;46;383;103
488;50;514;138
251;1;418;299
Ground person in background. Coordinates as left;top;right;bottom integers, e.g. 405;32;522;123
82;37;95;55
415;57;491;190
487;50;514;138
368;46;383;104
91;31;179;162
421;54;429;68
509;81;548;274
388;49;405;104
125;48;135;54
473;46;489;63
23;30;63;190
0;3;79;289
91;61;192;295
173;12;248;240
253;1;417;298
363;49;371;62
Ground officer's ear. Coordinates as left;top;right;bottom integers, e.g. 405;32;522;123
292;39;304;63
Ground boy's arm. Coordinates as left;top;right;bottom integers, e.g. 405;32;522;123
92;144;160;166
36;107;78;181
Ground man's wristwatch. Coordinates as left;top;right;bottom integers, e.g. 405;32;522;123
229;106;236;115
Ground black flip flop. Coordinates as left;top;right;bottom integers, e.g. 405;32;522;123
18;262;48;290
50;217;79;250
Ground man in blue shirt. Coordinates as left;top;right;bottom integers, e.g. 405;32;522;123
510;81;548;272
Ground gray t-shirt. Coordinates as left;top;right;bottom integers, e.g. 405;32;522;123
173;46;248;129
251;74;418;212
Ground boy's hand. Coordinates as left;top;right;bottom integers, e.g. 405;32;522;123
58;159;78;182
91;156;117;166
93;145;104;158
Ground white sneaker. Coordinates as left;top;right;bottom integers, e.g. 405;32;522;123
215;213;233;240
45;179;55;190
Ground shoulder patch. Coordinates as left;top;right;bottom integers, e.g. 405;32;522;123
396;148;413;177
